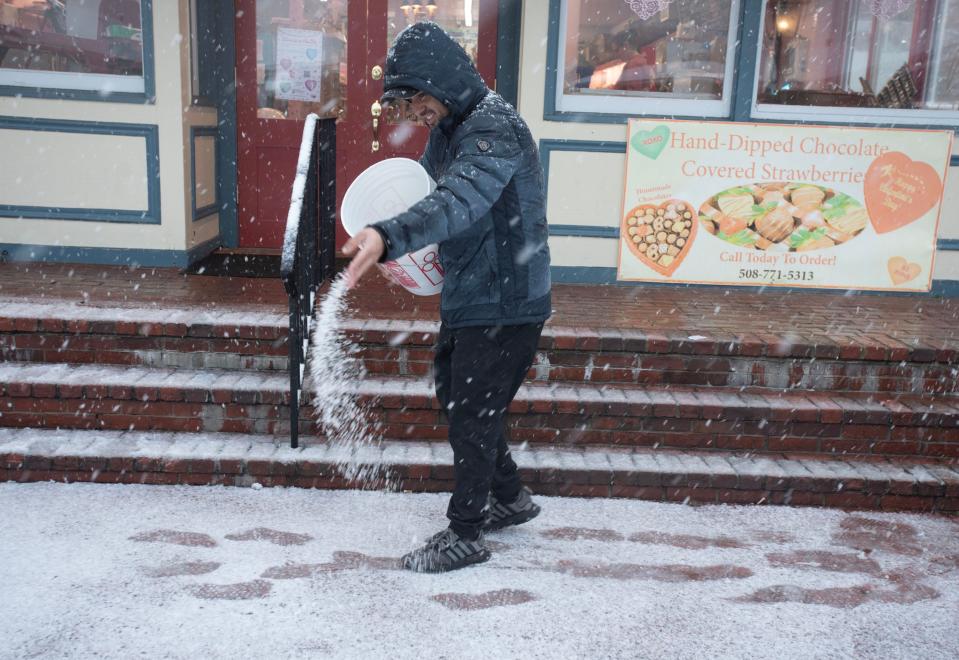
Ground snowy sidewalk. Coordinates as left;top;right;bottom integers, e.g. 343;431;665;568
1;482;957;659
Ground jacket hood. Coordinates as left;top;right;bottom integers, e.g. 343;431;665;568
383;22;488;121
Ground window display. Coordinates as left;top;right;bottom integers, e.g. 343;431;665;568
387;0;480;64
555;0;741;117
0;0;145;93
384;1;481;124
755;0;959;122
255;0;347;120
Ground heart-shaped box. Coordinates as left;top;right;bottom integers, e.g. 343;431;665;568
622;199;697;277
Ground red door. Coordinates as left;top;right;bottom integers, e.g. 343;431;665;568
235;0;498;250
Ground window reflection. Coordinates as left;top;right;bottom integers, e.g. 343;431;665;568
757;0;959;111
385;1;480;124
0;0;144;86
562;0;736;99
256;0;348;120
387;0;480;63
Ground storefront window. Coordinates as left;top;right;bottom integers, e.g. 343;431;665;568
755;0;959;123
386;0;480;62
0;0;145;94
554;0;741;117
384;1;481;125
255;0;347;120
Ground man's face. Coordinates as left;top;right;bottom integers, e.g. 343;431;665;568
393;92;449;129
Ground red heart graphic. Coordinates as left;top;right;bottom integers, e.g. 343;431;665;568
304;79;317;91
622;199;697;277
280;58;293;70
864;151;942;234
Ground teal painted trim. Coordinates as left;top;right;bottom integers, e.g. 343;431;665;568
952;155;959;166
0;243;189;268
732;0;762;122
186;235;222;265
190;126;219;221
0;116;160;224
551;266;617;283
140;0;155;102
216;0;238;248
543;0;560;122
496;0;522;107
550;225;618;238
539;138;626;205
550;266;959;297
0;0;155;104
940;239;959;250
190;0;218;106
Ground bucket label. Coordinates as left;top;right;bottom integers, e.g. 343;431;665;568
414;249;444;285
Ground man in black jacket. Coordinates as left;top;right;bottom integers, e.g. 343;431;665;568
344;22;551;572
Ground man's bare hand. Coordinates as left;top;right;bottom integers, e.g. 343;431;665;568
342;227;386;289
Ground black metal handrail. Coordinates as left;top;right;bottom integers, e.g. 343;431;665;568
280;114;336;448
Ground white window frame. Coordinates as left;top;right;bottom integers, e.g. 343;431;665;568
0;0;146;95
750;0;959;126
926;0;957;110
553;0;742;118
0;68;144;94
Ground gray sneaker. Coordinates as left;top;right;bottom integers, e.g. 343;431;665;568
401;528;491;573
484;486;541;531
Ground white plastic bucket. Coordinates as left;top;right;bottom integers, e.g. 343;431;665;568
341;158;444;296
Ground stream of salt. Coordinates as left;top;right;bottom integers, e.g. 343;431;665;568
307;276;389;485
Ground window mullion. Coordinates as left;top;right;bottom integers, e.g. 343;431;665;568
733;0;764;122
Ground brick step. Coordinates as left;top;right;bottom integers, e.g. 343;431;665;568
345;319;959;395
1;428;956;514
3;363;959;459
0;362;294;435
5;303;957;395
0;302;290;371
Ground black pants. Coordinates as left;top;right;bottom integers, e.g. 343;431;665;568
433;322;543;540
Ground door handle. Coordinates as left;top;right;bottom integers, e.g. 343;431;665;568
371;100;382;152
371;65;383;81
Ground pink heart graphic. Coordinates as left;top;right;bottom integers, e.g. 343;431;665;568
304;79;317;91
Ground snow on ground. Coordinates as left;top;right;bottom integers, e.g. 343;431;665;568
1;482;957;659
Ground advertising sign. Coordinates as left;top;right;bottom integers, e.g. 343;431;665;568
274;27;323;102
618;119;952;291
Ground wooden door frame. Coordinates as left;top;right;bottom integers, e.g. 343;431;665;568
218;0;523;250
235;0;316;249
364;1;500;85
233;0;258;249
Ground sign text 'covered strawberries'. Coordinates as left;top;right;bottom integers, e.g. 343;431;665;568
617;119;952;291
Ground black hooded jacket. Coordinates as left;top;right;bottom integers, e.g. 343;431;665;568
373;22;551;328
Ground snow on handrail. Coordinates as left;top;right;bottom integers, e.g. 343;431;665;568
280;112;319;278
